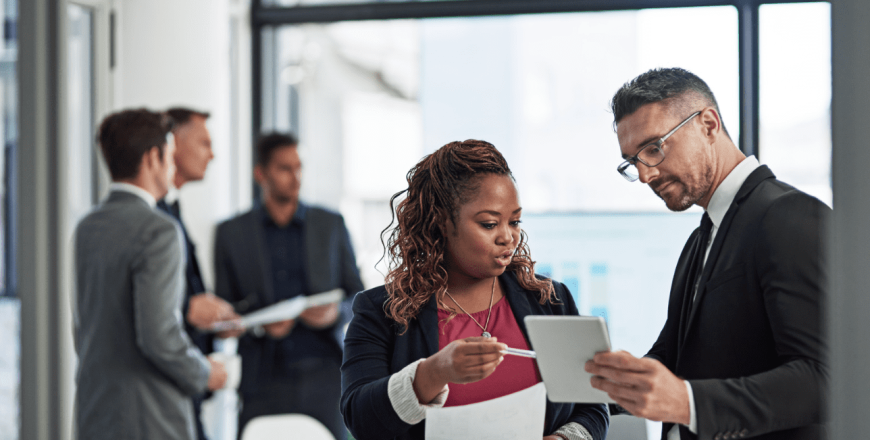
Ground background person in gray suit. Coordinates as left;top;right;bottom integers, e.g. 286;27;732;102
74;108;227;440
214;132;365;440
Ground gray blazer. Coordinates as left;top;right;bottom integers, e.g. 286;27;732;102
73;190;211;440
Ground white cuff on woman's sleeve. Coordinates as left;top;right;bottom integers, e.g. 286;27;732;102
387;358;450;425
554;422;594;440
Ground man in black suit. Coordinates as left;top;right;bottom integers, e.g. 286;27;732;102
585;68;828;440
214;133;364;440
159;107;242;440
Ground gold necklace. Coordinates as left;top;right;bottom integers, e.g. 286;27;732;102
444;278;496;337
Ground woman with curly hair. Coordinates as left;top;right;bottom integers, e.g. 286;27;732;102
340;140;609;440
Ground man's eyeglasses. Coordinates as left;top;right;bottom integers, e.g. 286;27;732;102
616;111;701;182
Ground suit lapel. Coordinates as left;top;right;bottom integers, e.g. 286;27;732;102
418;294;440;356
677;228;705;348
682;166;775;341
302;206;317;294
247;210;276;305
502;273;534;341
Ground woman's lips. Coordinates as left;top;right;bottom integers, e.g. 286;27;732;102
496;251;514;266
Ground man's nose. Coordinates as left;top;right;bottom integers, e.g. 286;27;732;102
637;162;658;184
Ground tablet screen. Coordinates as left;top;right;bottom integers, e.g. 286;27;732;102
524;316;615;403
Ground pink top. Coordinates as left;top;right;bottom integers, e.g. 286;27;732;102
438;297;541;407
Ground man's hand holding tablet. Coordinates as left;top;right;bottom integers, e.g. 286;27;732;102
524;316;615;404
585;350;691;425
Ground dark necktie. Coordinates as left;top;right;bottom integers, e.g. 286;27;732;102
682;213;713;326
168;200;181;219
157;199;180;219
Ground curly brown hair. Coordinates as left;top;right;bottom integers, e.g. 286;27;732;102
381;139;555;333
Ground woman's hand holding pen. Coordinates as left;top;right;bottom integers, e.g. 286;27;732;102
413;336;507;404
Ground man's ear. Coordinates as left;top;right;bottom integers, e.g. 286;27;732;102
140;145;159;173
699;107;722;139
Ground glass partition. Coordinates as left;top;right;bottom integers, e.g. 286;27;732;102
261;6;738;290
759;2;831;206
0;0;17;437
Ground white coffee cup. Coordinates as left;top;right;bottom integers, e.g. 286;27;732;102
208;352;241;390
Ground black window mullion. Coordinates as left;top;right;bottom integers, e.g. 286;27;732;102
251;0;263;202
738;0;760;158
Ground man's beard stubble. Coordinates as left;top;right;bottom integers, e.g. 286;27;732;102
652;163;714;212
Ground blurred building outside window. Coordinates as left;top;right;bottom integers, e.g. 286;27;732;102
759;2;831;207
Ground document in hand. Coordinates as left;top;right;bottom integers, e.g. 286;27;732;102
425;382;546;440
209;288;344;332
525;316;615;404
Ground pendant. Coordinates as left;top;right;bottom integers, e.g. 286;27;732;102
482;331;492;338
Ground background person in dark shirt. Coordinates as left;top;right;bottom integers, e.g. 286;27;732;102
214;133;364;440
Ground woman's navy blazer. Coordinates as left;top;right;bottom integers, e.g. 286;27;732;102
340;271;609;440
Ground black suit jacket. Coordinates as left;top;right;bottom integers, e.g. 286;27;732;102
214;204;365;393
340;271;609;440
648;166;828;440
156;199;213;357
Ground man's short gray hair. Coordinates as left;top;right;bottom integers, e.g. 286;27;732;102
610;67;729;138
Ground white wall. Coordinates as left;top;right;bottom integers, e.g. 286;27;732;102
113;0;252;287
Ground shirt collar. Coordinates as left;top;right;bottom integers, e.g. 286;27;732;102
163;186;180;205
261;202;308;227
109;182;157;208
705;155;760;228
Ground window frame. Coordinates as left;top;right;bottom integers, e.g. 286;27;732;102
249;0;828;181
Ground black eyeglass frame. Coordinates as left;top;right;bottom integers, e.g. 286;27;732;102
617;110;702;182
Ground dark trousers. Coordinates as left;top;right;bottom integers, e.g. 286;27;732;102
193;394;207;440
237;358;344;440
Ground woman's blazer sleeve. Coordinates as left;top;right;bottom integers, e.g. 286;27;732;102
341;290;412;440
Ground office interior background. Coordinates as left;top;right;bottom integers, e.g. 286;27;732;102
6;0;870;439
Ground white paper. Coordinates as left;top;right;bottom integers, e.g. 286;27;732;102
425;382;547;440
209;288;344;332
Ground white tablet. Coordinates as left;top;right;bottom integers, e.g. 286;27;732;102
524;315;615;404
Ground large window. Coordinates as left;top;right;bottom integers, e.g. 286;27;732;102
260;5;736;338
759;2;831;205
256;3;831;439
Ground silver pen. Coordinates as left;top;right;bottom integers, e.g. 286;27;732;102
500;347;536;358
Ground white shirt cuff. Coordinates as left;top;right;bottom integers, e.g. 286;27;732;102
685;380;697;434
387;358;450;425
554;422;594;440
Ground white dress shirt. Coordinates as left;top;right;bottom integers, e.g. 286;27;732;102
108;182;157;208
668;156;760;440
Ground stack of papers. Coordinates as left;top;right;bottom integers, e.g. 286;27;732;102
209;289;344;332
425;382;546;440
